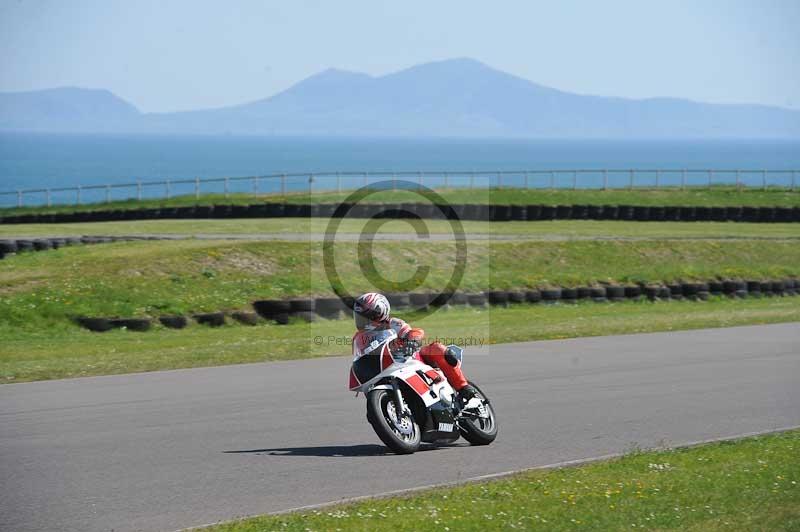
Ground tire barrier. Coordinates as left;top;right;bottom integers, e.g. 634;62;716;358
487;290;509;307
606;285;626;302
316;297;348;319
590;286;607;302
541;287;562;303
159;315;188;329
110;318;152;332
73;275;799;332
289;298;317;322
0;234;154;261
507;290;526;304
32;239;52;251
644;285;660;300
75;317;114;332
7;202;800;224
449;292;468;306
624;285;642;300
525;289;542;303
194;312;226;327
467;292;488;307
252;299;291;324
560;287;578;302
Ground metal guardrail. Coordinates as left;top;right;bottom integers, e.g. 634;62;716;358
0;169;798;208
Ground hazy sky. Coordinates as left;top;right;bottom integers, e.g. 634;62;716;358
1;0;798;113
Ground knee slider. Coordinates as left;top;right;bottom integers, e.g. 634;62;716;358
444;346;460;367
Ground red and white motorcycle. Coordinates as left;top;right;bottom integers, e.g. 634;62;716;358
348;328;497;454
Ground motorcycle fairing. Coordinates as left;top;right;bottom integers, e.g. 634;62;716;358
350;329;399;388
421;400;459;442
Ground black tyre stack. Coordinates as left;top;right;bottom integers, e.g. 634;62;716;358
194;312;226;327
252;299;291;324
467;292;488;308
541;287;562;303
486;290;509;307
606;286;625;302
289;299;317;322
159;315;188;329
316;297;348;320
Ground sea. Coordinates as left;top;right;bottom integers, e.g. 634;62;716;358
1;133;799;207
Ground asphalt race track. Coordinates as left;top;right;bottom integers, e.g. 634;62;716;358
1;323;798;531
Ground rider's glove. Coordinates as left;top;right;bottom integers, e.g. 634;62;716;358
403;339;421;356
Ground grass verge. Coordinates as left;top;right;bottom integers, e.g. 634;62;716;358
205;429;800;531
2;296;799;383
2;218;800;239
2;186;800;216
1;238;799;326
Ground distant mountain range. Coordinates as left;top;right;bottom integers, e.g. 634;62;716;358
2;58;799;138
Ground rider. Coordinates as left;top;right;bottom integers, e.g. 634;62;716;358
352;292;480;407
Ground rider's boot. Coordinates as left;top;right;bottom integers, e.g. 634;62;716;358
457;384;482;411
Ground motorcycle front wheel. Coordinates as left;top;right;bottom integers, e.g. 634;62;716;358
458;381;498;446
366;388;421;454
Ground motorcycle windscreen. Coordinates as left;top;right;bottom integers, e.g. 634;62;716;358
352;329;397;383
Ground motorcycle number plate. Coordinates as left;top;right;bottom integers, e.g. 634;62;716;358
438;422;454;432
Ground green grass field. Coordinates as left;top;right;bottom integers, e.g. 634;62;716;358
1;237;798;328
3;218;800;239
2;186;800;217
206;429;800;531
2;209;798;383
2;296;799;383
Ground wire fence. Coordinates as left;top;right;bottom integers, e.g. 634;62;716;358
1;168;798;208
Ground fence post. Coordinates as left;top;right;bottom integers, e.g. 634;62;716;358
46;188;51;207
17;190;22;208
629;169;634;189
336;172;341;194
550;171;555;190
77;186;82;205
138;180;143;201
105;185;111;203
762;170;767;191
166;180;171;199
681;170;686;190
281;174;286;196
603;169;608;190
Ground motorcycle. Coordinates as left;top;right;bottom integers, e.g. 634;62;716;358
348;328;497;454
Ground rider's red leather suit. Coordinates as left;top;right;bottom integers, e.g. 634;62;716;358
353;317;469;390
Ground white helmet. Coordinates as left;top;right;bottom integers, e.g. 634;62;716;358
353;292;391;330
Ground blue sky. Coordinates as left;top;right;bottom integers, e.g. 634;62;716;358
1;0;798;112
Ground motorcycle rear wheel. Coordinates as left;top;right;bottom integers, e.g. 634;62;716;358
458;381;498;445
367;389;421;454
